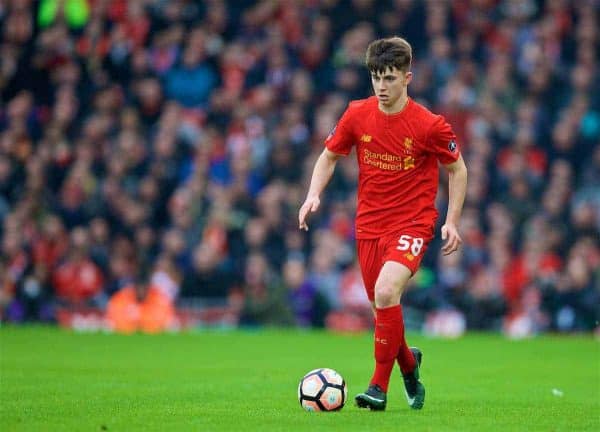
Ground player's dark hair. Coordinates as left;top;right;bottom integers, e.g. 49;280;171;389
365;37;412;74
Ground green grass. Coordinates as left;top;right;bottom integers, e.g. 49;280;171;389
1;327;599;431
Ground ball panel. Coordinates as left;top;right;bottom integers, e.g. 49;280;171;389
319;386;344;411
320;368;344;386
300;374;324;398
301;400;321;412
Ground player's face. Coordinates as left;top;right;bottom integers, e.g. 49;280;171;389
370;67;412;109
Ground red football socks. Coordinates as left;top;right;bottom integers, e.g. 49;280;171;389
397;338;417;374
393;305;416;374
370;305;403;392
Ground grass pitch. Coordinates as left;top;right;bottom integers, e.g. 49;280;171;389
1;327;598;431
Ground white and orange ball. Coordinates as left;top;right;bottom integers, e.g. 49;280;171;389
298;368;347;412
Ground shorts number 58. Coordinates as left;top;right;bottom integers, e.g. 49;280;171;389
396;235;424;256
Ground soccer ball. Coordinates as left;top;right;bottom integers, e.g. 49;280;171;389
298;368;347;412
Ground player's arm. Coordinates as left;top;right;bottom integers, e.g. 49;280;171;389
298;148;342;231
441;154;467;255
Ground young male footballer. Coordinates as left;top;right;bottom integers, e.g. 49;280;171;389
298;36;467;410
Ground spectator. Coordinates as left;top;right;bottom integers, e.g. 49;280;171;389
164;29;217;108
52;227;104;305
281;257;325;328
180;242;235;300
106;280;175;334
239;252;293;327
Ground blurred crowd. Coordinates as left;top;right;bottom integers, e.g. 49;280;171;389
0;0;598;334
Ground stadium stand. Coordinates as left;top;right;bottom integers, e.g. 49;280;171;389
0;0;598;335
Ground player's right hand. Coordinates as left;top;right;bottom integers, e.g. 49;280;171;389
298;197;320;231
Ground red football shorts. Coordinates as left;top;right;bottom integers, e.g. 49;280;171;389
357;228;434;302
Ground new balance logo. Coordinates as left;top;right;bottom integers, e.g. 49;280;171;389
360;134;372;142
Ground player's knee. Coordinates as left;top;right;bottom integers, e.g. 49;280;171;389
374;283;398;308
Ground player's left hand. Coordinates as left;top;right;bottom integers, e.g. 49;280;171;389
441;223;462;256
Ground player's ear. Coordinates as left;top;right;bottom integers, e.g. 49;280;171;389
405;71;413;85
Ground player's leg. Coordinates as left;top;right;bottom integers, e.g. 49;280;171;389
396;323;417;374
356;261;411;410
365;302;417;379
365;299;413;373
354;239;390;410
372;262;412;390
371;294;424;410
383;231;431;409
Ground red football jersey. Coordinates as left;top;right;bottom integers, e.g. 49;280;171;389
326;96;460;239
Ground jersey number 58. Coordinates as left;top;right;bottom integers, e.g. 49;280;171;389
396;235;424;256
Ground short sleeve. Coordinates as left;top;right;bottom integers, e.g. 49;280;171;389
428;115;460;165
325;107;354;156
